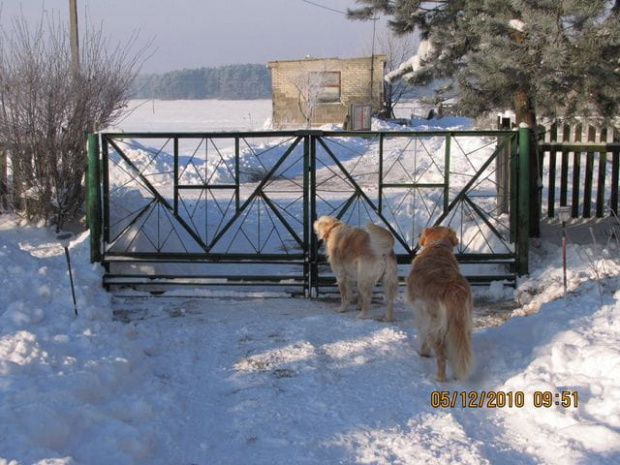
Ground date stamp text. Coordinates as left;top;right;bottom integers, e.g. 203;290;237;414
430;390;579;409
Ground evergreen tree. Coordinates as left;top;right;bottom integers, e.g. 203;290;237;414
350;0;620;237
349;0;620;126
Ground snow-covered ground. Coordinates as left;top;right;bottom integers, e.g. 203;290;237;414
1;100;619;465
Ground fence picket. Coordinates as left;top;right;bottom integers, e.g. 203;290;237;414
583;153;594;217
540;121;620;219
612;150;620;215
596;151;607;217
571;150;581;217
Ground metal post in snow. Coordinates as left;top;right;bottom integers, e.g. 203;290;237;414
517;123;530;276
87;134;101;263
557;206;571;296
57;232;78;316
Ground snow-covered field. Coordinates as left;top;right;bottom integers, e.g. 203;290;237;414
1;100;619;465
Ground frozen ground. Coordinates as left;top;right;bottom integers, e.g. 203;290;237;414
1;213;620;465
1;100;619;465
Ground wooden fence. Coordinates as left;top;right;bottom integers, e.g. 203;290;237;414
538;123;620;218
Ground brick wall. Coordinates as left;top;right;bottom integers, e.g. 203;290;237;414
268;56;386;129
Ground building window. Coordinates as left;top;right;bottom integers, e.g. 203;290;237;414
310;71;341;103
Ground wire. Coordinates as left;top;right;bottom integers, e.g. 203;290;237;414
299;0;346;15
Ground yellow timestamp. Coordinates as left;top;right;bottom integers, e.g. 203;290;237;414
430;390;579;409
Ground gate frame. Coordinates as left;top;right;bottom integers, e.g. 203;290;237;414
87;128;530;294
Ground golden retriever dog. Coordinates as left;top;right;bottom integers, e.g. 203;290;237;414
313;216;398;321
407;226;473;381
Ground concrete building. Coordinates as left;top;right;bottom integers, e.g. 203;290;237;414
267;55;387;130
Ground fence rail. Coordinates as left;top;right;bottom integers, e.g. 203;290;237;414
539;122;620;218
88;129;529;293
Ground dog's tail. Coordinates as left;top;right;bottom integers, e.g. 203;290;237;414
444;280;474;380
366;223;395;255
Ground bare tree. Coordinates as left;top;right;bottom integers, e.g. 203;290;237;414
0;12;149;228
371;28;419;118
291;69;330;127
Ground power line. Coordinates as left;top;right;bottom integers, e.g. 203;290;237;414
299;0;346;15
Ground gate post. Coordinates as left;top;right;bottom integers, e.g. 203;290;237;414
308;133;320;297
86;133;101;263
517;124;530;275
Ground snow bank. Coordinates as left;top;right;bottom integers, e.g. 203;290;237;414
1;214;619;464
2;100;619;464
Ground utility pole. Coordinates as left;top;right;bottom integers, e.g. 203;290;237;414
369;13;377;101
69;0;80;74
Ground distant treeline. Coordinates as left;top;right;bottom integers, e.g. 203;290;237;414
131;64;271;100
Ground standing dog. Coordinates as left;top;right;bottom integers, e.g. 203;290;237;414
313;216;398;321
407;226;473;381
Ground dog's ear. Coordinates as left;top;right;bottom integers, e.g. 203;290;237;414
313;217;325;239
449;228;459;247
314;216;338;240
418;228;429;247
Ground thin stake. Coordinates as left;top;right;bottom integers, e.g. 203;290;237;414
58;232;78;316
64;246;78;316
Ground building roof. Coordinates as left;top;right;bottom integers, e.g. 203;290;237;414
267;55;387;67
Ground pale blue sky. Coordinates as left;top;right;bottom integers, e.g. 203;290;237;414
0;0;389;73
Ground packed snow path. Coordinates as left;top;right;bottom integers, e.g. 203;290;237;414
2;212;620;464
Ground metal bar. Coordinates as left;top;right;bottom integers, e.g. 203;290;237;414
303;134;311;297
87;134;101;263
571;151;581;218
596;151;607;217
106;137;209;251
547;150;557;218
316;137;410;253
235;136;240;211
510;134;518;243
336;192;361;221
309;135;318;296
104;252;306;261
106;198;156;247
102;130;304;139
432;135;508;226
378;132;384;213
173;136;179;215
208;136;304;249
517;125;530;276
539;142;620;152
102;135;111;245
462;195;507;244
104;274;307;282
444;133;451;215
381;183;445;189
583;152;594;217
102;129;517;140
177;184;238;190
260;193;303;247
325;129;517;138
612;151;620;215
560;150;569;207
98;130;525;292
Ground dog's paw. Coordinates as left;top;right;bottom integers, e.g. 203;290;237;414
356;312;371;320
336;307;348;313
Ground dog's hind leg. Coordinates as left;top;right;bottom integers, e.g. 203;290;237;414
356;277;374;319
430;338;447;382
419;337;432;358
412;299;432;356
336;277;352;313
381;260;398;322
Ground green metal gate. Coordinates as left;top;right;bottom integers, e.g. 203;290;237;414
88;128;530;295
